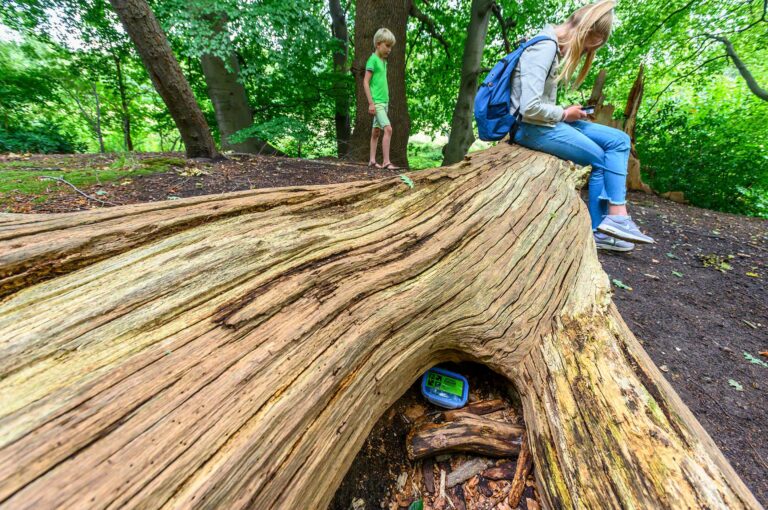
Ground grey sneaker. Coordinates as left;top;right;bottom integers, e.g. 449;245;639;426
594;232;635;252
597;215;655;244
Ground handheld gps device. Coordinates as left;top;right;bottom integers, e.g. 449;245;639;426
581;105;596;115
421;367;469;409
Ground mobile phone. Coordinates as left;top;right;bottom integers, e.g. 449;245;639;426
581;105;596;115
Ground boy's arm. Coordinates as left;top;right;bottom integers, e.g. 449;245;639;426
363;70;376;114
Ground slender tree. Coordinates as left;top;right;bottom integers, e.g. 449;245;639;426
329;0;352;157
113;53;134;151
442;0;495;166
108;0;218;159
348;0;411;167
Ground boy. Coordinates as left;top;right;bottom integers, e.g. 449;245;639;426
363;28;399;170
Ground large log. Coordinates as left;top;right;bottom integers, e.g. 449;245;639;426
0;144;761;509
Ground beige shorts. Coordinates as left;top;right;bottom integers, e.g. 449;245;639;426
372;103;390;129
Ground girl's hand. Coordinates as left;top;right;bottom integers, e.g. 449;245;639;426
563;105;588;122
368;103;376;115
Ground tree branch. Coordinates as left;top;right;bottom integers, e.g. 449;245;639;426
409;0;450;58
643;55;728;117
490;2;512;54
705;34;768;101
636;0;701;48
39;176;117;206
697;0;767;37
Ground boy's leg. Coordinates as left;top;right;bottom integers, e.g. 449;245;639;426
382;126;393;166
369;127;380;165
514;122;607;230
374;104;396;168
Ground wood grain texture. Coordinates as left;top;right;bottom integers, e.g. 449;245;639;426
407;413;524;460
0;143;761;509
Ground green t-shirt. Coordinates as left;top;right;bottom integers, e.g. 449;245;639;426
365;53;389;104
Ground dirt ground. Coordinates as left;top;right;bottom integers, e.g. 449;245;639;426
2;152;766;508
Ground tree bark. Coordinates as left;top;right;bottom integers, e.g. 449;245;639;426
442;0;494;166
588;69;607;108
91;84;106;153
329;0;352;158
108;0;218;159
199;14;281;155
0;144;762;509
114;55;134;152
706;34;768;102
348;0;410;166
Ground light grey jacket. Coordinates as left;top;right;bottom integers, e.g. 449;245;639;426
510;24;564;127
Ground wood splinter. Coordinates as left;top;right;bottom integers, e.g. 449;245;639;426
508;432;533;508
442;399;506;421
407;412;524;460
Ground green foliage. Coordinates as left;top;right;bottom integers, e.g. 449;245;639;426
0;163;167;196
408;140;444;170
637;82;768;218
0;126;85;153
1;0;766;219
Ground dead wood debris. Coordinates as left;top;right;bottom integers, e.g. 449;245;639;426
377;388;542;510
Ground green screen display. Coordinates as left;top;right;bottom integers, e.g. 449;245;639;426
425;372;464;397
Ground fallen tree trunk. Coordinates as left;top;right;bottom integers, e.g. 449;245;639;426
0;144;761;509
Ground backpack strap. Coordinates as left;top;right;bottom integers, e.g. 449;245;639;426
507;35;557;144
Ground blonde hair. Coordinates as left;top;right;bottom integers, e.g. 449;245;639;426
373;28;396;48
557;0;615;87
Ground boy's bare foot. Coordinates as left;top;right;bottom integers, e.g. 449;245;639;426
381;162;400;170
368;161;382;168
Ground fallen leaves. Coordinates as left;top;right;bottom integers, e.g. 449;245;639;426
612;279;632;291
743;352;768;368
728;379;744;391
699;254;734;272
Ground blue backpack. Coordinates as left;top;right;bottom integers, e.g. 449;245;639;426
474;36;555;141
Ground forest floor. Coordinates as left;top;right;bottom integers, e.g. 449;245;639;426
1;151;766;508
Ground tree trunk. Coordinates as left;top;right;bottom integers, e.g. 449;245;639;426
589;68;651;193
200;51;279;155
442;0;494;166
622;66;650;193
91;84;106;153
348;0;410;167
199;14;280;156
329;0;352;158
108;0;218;159
115;55;134;152
0;145;761;509
588;68;607;108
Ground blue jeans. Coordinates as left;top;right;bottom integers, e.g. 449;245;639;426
513;120;630;230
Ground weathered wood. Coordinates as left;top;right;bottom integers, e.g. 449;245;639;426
0;143;762;509
446;458;493;488
623;65;645;141
507;433;532;508
423;458;435;494
589;67;651;193
588;69;607;107
408;413;524;460
442;399;506;421
482;461;516;481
